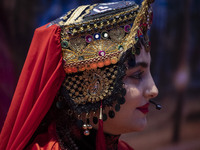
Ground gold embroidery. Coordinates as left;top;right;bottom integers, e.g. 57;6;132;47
63;66;118;105
76;4;97;23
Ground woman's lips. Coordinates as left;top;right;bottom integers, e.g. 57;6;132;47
136;103;149;114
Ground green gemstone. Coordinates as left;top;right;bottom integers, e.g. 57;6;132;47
61;40;68;48
118;45;124;51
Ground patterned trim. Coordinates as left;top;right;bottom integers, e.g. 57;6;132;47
76;4;97;23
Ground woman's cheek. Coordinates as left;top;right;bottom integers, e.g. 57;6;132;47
124;84;141;106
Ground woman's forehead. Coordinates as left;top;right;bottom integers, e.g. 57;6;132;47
135;46;151;65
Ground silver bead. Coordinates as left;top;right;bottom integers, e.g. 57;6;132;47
87;124;92;129
82;124;87;130
84;129;90;136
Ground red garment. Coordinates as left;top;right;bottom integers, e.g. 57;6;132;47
0;23;134;150
0;24;65;150
27;124;134;150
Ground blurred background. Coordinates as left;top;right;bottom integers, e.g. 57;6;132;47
0;0;199;149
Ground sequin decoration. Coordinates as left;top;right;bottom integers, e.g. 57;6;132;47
85;34;93;43
101;31;109;39
124;25;131;33
61;40;69;48
94;33;101;40
99;51;105;56
109;27;125;42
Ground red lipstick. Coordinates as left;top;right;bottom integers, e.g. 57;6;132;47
137;103;149;114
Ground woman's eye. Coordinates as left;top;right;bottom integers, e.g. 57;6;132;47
129;71;144;80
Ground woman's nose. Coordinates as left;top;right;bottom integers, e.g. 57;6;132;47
144;85;158;99
144;75;159;99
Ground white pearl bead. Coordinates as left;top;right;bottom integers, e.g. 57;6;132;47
82;124;87;130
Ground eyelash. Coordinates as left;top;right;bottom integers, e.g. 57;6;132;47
129;71;144;80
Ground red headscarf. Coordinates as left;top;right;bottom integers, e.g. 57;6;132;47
0;24;65;150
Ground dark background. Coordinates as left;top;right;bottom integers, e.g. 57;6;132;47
0;0;200;149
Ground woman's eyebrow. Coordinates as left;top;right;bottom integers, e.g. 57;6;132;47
126;62;148;74
128;62;148;69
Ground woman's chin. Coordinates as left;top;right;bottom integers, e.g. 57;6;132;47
136;124;147;132
131;118;147;132
120;123;147;134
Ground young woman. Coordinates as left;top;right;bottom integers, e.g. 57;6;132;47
0;0;160;149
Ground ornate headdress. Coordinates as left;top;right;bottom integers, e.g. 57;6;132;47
0;1;156;150
51;0;155;137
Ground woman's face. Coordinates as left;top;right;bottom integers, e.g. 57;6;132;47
102;45;158;135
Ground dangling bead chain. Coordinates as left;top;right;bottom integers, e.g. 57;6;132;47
83;113;93;136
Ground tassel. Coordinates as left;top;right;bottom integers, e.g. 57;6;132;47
96;100;106;150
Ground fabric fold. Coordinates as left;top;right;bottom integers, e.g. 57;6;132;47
0;24;65;150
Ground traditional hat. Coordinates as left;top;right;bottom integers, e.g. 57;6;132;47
57;1;153;73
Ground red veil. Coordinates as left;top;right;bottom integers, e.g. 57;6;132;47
0;24;65;150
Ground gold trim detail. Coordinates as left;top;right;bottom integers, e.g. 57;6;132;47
125;0;154;51
76;4;98;23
